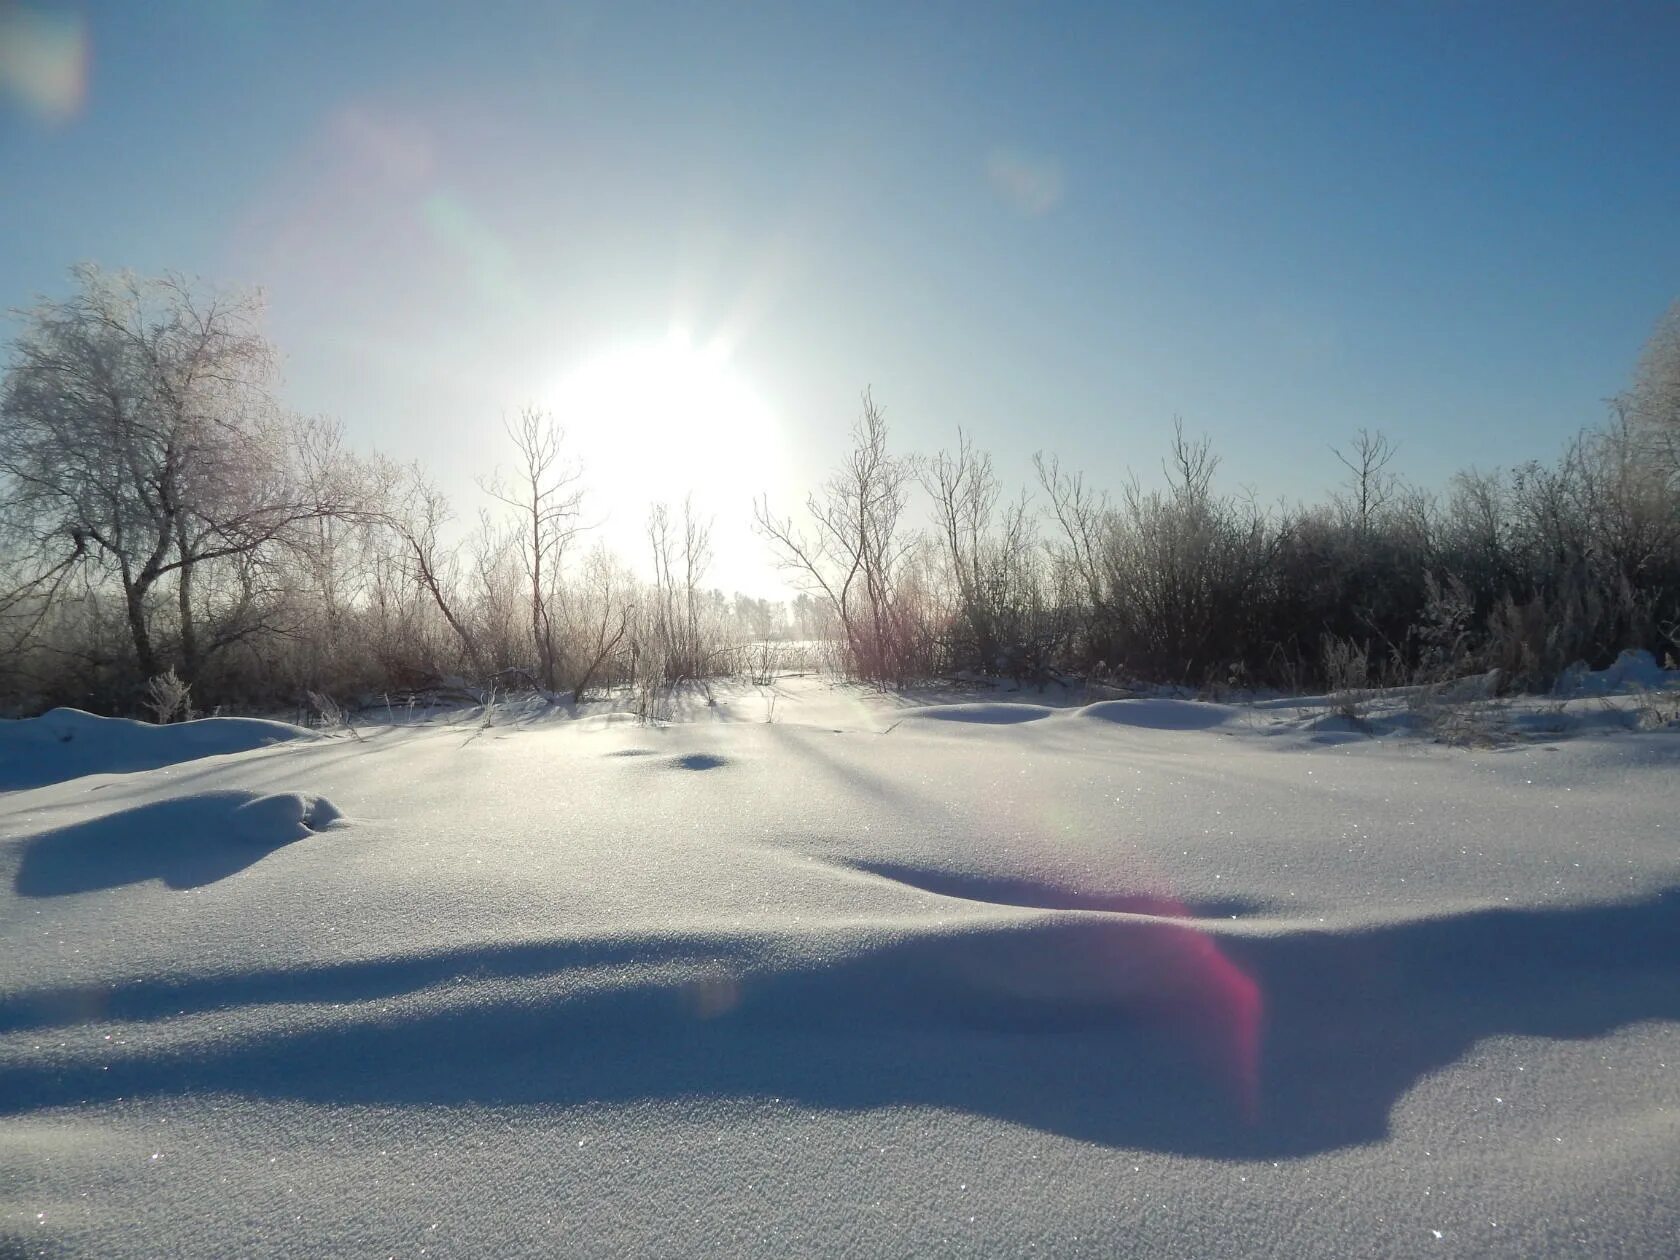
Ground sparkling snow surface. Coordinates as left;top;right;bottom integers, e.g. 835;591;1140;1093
2;682;1677;1257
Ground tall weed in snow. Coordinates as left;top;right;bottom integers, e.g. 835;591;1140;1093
141;669;195;725
1320;637;1372;723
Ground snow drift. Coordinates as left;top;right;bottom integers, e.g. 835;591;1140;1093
0;707;317;792
1;679;1675;1258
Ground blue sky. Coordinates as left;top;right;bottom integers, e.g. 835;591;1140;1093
3;1;1677;592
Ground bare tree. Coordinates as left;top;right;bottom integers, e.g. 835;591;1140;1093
380;462;484;677
924;432;996;631
1626;298;1680;477
754;390;921;683
480;407;585;691
568;545;632;703
647;495;714;680
925;433;1044;673
1034;452;1110;615
0;265;357;686
1331;428;1399;531
1097;422;1282;681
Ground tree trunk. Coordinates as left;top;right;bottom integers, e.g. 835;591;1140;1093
124;578;159;680
175;523;200;684
529;501;555;691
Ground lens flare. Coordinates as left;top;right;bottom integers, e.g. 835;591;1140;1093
423;190;522;306
1019;899;1260;1121
0;4;88;124
1132;904;1262;1122
962;795;1262;1120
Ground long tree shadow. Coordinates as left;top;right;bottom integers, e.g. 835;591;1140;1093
1;891;1675;1158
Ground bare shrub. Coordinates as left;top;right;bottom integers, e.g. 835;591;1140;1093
1414;572;1477;682
646;498;717;683
142;668;194;725
924;433;1062;679
743;639;785;685
480;407;586;693
1320;636;1372;722
1630;684;1680;731
755;390;930;685
567;546;634;703
1423;697;1509;747
301;688;354;738
1089;423;1281;683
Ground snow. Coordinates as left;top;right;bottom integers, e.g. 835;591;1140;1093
2;679;1677;1257
1552;648;1680;698
0;707;317;792
13;790;344;897
1080;698;1243;730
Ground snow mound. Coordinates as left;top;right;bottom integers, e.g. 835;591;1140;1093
1077;698;1240;730
229;792;345;844
12;789;342;897
0;708;316;792
1552;649;1680;698
3;673;1678;1258
844;858;1260;919
897;701;1055;725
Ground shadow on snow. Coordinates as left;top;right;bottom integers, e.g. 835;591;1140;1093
11;791;332;896
2;889;1675;1159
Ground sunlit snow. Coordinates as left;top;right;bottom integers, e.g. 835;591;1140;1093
2;678;1676;1257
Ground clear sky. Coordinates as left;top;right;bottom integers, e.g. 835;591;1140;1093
3;1;1677;594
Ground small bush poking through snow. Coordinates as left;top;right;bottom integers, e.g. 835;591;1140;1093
141;669;195;725
1321;636;1373;724
305;690;364;742
1631;685;1680;730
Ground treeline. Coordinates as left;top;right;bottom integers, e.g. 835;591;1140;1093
2;265;1677;718
0;266;823;718
760;309;1680;694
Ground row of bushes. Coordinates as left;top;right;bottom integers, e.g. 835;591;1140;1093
761;403;1678;695
0;267;838;718
6;415;1674;716
3;267;1675;715
0;510;830;717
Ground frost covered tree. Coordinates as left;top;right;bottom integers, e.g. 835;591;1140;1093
1626;298;1680;476
647;496;714;680
0;265;360;685
755;390;922;682
479;407;585;692
1331;428;1399;533
923;432;1044;675
380;461;485;678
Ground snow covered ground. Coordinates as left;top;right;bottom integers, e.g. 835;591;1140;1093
2;678;1677;1258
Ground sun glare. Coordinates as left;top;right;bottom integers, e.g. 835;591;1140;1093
545;334;783;521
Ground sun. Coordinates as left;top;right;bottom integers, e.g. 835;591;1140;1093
546;333;781;502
